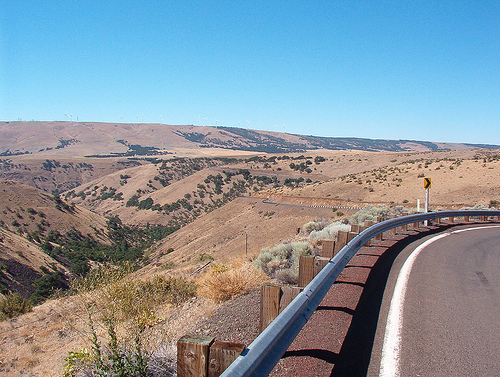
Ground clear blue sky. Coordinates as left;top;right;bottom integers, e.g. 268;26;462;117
1;1;499;144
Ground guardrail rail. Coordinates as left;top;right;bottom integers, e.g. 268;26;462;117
221;210;500;376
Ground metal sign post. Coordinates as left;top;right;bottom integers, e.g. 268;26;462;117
424;178;431;225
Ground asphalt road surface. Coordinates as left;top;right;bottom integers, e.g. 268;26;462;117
370;224;500;376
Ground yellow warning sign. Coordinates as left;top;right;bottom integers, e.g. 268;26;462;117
424;178;431;189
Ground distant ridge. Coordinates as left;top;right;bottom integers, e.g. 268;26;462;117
0;121;497;157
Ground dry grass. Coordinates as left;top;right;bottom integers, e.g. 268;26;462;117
62;264;198;376
197;261;269;303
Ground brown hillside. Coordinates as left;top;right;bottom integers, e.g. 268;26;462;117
0;178;107;241
0;228;67;297
138;196;354;278
0;178;109;297
1;121;495;161
261;149;500;209
0;155;146;194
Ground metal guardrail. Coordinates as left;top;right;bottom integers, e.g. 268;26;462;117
221;210;500;376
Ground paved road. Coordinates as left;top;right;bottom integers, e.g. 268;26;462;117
370;225;500;376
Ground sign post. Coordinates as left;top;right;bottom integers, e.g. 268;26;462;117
424;178;431;225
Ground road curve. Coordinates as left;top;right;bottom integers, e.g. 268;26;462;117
372;225;500;376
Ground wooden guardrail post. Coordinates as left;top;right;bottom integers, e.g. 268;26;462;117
347;231;357;242
260;284;302;332
177;336;245;377
449;216;454;223
413;221;420;229
481;215;486;221
334;230;349;254
436;217;441;224
178;335;215;377
321;240;335;259
208;341;246;377
298;256;315;288
314;257;330;276
359;225;371;245
259;283;282;332
279;286;303;312
350;224;361;233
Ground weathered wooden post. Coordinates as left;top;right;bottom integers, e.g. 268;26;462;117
208;341;246;377
350;224;361;233
259;283;282;332
359;225;371;245
314;257;330;276
321;240;335;259
177;335;215;377
298;255;315;288
449;216;454;223
259;285;302;332
279;286;303;312
347;231;357;242
334;230;349;254
464;215;470;222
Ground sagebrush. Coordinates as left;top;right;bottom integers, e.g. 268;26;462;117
253;241;314;284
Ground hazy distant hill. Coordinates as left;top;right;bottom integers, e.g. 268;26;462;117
0;121;496;157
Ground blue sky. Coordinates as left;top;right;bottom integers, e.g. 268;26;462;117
1;1;499;144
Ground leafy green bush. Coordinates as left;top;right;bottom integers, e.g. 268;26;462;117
31;271;69;304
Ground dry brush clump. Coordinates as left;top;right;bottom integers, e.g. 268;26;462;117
307;221;351;245
349;204;391;225
253;241;315;285
197;261;269;303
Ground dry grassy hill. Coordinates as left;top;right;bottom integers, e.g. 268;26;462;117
0;178;107;242
2;121;500;375
0;178;109;300
0;155;146;194
139;196;351;278
0;228;67;298
260;149;500;210
1;121;496;160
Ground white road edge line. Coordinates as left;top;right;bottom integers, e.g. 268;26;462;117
379;233;449;377
379;224;500;377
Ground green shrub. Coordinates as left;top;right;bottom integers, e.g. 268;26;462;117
195;253;214;263
0;293;32;320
